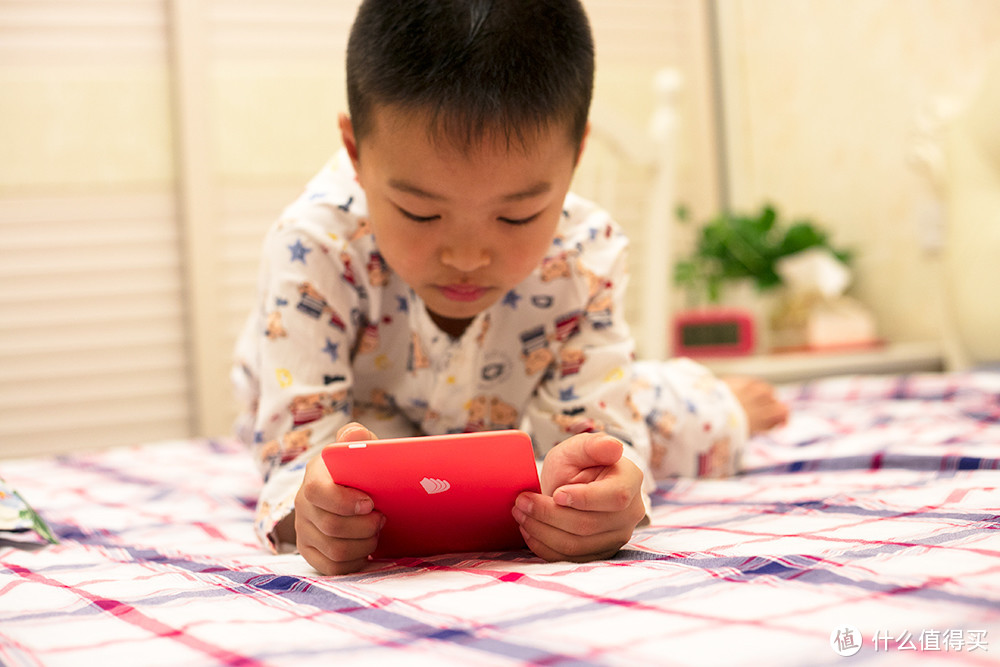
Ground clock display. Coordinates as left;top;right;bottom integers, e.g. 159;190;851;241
673;309;756;358
681;322;741;347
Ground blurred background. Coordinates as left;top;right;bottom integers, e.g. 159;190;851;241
2;0;998;457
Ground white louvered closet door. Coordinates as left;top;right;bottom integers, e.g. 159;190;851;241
0;1;192;457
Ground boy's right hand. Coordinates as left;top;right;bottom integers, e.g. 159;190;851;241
294;423;384;575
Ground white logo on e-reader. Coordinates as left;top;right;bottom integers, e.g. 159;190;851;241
419;477;451;494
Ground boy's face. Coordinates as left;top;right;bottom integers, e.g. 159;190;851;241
341;108;581;336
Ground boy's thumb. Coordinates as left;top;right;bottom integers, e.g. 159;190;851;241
566;432;624;468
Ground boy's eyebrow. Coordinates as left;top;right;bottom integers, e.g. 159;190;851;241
388;179;446;200
388;179;552;202
501;181;553;202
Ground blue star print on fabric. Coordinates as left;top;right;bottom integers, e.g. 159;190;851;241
559;386;579;401
322;339;339;362
503;290;522;309
288;239;311;263
396;295;409;313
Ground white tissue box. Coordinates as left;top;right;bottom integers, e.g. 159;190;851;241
771;294;879;351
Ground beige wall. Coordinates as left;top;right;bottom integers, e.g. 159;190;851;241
717;0;1000;344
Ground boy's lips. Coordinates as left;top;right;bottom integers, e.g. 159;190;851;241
438;283;490;302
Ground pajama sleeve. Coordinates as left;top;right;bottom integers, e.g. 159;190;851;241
522;209;655;499
235;217;365;552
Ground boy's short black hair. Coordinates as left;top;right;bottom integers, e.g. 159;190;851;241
346;0;595;153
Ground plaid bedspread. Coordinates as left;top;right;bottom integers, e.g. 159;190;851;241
1;372;998;666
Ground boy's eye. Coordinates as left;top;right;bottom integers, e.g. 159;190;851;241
397;207;440;223
498;212;541;226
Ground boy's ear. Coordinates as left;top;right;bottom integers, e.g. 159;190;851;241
339;113;361;168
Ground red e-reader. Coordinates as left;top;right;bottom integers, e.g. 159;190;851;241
321;430;541;558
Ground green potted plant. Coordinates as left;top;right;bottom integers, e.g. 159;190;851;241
674;203;852;304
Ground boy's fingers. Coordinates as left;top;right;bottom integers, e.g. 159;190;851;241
305;506;385;540
336;422;377;442
541;433;626;493
518;526;622;564
300;470;376;517
297;521;376;575
296;484;375;517
514;493;602;537
304;446;377;516
301;543;369;576
558;433;624;471
296;514;370;555
514;491;641;539
552;478;643;515
551;458;643;513
318;487;376;517
512;498;630;561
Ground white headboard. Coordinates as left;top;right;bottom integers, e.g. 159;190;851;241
572;69;682;360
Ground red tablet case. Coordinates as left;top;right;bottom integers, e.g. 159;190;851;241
321;430;541;558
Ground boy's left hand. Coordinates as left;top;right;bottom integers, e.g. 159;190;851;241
512;433;645;562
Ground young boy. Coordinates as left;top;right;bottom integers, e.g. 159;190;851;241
233;0;787;575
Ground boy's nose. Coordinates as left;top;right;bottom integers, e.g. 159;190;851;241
441;241;491;272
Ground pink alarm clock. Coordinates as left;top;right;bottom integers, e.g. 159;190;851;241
673;308;756;358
